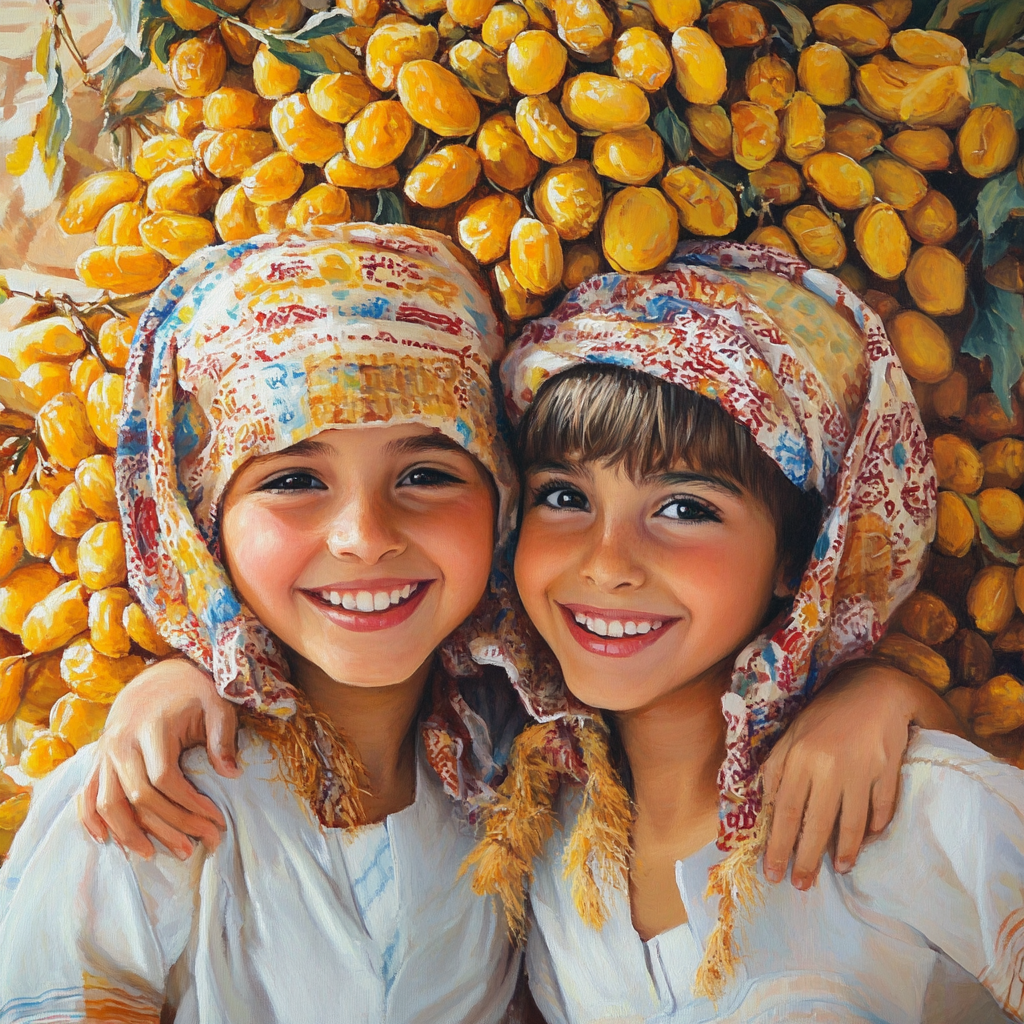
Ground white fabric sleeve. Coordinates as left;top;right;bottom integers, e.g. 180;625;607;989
0;745;202;1023
845;730;1024;1022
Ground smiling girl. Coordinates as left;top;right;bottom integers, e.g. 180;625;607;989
476;241;1024;1022
0;225;528;1022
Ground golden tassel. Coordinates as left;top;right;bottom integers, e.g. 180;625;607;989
460;721;563;943
562;719;633;929
241;693;368;830
692;807;772;1002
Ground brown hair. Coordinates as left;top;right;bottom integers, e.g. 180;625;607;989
518;364;823;580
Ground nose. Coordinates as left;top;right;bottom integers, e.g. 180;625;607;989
579;515;646;593
326;488;406;564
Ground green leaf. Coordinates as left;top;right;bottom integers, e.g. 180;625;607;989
99;44;151;104
288;10;354;39
982;0;1024;52
102;88;175;133
180;0;234;14
961;494;1020;565
150;19;182;67
976;170;1024;266
767;0;811;48
963;285;1024;417
970;57;1024;128
374;189;407;225
653;106;691;164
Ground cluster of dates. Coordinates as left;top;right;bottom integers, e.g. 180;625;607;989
877;385;1024;767
64;0;1020;329
0;310;173;855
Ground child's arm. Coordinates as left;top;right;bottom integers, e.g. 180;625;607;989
79;659;239;859
760;660;961;889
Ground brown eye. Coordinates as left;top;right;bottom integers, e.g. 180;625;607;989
657;498;719;522
262;473;326;491
398;467;462;487
536;484;589;511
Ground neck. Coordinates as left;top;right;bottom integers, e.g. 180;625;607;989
290;653;432;822
615;661;730;846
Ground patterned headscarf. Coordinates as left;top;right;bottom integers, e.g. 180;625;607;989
497;240;936;994
116;224;517;821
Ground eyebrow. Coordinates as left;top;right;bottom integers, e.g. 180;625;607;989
277;438;335;459
659;471;741;496
381;433;467;457
526;460;741;495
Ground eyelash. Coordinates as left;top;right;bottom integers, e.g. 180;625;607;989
398;466;464;488
260;472;326;492
533;481;589;511
260;466;465;492
532;481;721;523
656;497;721;523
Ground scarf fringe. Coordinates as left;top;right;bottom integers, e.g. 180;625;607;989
460;721;563;943
241;695;368;830
563;720;632;929
692;807;771;1002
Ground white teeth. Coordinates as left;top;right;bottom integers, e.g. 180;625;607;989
652;621;662;630
575;612;587;625
608;621;624;638
574;611;666;638
624;621;637;635
593;618;608;636
320;583;422;612
636;622;651;634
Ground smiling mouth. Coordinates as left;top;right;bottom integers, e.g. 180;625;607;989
312;582;422;612
303;580;432;632
559;604;677;657
571;611;665;638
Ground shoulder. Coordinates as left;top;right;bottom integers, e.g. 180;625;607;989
850;728;1024;888
898;728;1024;823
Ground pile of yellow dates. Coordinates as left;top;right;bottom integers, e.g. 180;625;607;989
64;0;1020;327
5;0;1024;847
0;310;172;855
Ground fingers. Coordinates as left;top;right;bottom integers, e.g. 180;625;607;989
137;727;227;837
790;778;842;891
78;768;108;844
762;767;810;884
833;784;871;874
96;759;155;860
206;701;241;779
868;757;901;835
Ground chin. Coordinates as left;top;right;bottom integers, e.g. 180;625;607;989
301;649;429;688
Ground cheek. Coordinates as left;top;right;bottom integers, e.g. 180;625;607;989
416;491;495;612
220;504;316;613
512;517;560;623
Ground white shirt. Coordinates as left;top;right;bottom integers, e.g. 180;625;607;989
527;730;1023;1024
0;729;519;1023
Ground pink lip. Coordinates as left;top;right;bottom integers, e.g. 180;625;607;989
558;603;677;658
302;581;433;633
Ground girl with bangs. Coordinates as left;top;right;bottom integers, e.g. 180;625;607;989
474;241;1024;1022
6;229;963;1023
